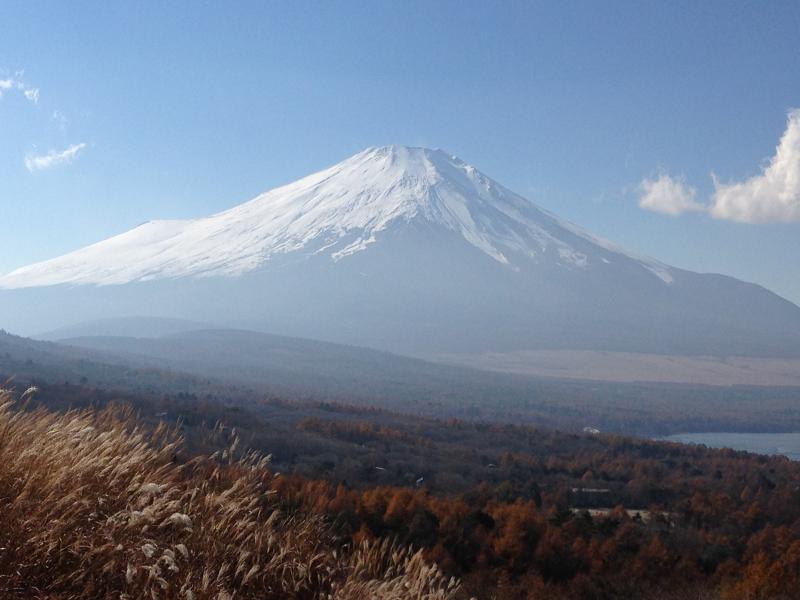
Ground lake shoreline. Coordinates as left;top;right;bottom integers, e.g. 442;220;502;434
661;432;800;461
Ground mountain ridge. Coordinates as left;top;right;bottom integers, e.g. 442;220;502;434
0;145;674;288
1;145;798;358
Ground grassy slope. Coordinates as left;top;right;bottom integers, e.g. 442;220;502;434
0;389;458;599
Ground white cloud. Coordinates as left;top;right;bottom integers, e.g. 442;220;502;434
2;70;84;172
638;174;704;216
23;87;39;104
710;109;800;223
0;77;20;96
25;143;87;172
0;74;39;104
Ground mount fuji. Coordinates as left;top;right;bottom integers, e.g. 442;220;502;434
2;145;799;357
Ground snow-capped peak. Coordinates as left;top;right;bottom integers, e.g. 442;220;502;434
0;145;673;288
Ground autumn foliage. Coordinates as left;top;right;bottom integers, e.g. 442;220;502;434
2;383;800;599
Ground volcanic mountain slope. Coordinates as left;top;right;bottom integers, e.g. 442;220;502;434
1;146;673;286
2;145;799;356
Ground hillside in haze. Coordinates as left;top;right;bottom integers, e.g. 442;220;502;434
5;325;800;437
2;146;799;358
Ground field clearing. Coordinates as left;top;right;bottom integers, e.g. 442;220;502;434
434;350;800;386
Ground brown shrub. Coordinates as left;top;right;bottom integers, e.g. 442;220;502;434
0;389;459;599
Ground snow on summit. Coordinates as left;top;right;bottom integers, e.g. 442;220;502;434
0;145;673;288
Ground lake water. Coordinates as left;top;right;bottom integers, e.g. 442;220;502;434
663;432;800;461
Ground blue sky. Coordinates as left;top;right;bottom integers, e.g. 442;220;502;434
1;1;799;302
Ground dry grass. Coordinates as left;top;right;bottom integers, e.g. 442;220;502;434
0;388;459;599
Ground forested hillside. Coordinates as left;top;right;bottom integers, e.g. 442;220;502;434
2;380;800;598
